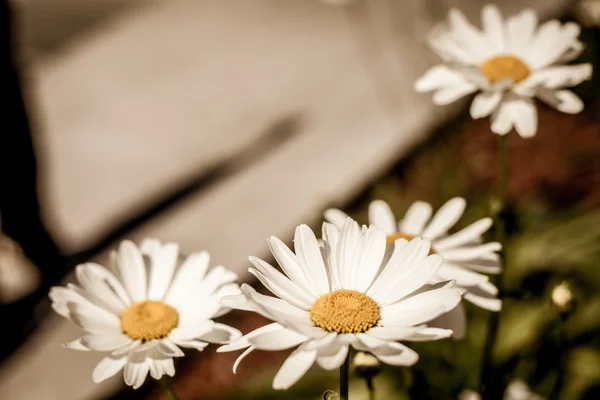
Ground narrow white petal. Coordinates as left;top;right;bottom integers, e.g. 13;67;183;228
81;334;132;352
402;327;453;341
248;328;307;350
233;346;255;374
491;99;515;135
62;338;91;351
442;242;501;262
147;242;179;301
68;302;121;334
336;218;363;288
268;236;319;298
432;82;478;105
272;348;317;390
375;254;443;306
322;222;342;290
481;4;505;53
244;285;313;332
518;64;592;90
218;323;284;353
414;65;469;92
324;208;349;229
373;342;419;366
470;91;502;119
464;293;502;311
399;201;432;235
506;9;537;57
448;8;489;61
368;200;397;235
248;257;314;309
117;241;147;302
172;339;208;351
428;303;467;339
75;263;129;314
554;90;585;114
435;263;490;287
511;97;538;138
199;323;242;344
157;339;185;358
92;356;127;383
163;251;210;306
434;218;493;251
380;287;463;327
422;198;466;239
353;226;387;293
294;225;330;295
316;344;349;370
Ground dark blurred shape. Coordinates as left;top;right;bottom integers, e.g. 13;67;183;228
0;0;64;361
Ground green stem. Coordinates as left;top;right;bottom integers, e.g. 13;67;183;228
365;376;375;400
160;377;179;400
549;315;568;400
480;134;508;396
340;354;350;400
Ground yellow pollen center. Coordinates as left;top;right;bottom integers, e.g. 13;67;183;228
310;289;380;334
480;55;530;84
121;300;179;341
386;232;417;246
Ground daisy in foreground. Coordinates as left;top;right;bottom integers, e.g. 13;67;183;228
50;239;241;389
218;219;462;390
326;198;502;337
415;4;593;138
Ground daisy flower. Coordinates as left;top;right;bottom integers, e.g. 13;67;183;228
415;4;593;138
325;198;502;315
218;219;462;390
49;239;241;389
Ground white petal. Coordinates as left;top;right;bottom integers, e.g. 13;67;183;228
156;339;185;357
316;343;349;370
169;320;215;342
367;238;431;301
147;242;179;301
375;254;443;306
171;339;208;352
481;4;505;53
422;198;466;239
233;346;255;374
434;218;493;251
353;226;387;293
366;326;422;341
464;292;502;311
448;8;489;61
248;257;314;309
248;328;307;350
92;356;128;383
380;287;463;327
506;9;537;57
62;338;91;351
164;251;210;306
68;302;121;334
268;236;319;298
372;342;419;366
218;323;284;353
125;360;150;390
336;218;363;288
442;242;501;262
402;327;453;341
428;303;467;339
272;348;317;390
81;334;132;352
491;99;515;135
414;65;469;92
528;22;582;69
117;241;147;302
112;339;142;356
518;64;592;90
75;263;129;314
399;201;432;235
432;82;478;105
294;225;330;295
199;323;242;344
435;263;490;287
553;90;585;114
368;200;397;235
49;286;91;318
322;222;342;290
511;97;538;138
323;208;349;229
470;91;502;119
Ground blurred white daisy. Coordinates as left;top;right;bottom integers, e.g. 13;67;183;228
50;239;241;389
218;219;462;390
415;4;593;138
325;198;502;320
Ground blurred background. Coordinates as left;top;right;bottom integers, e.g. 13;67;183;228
0;0;598;399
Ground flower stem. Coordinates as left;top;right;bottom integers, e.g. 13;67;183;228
365;376;375;400
160;377;179;400
480;134;508;396
549;315;568;400
340;354;350;400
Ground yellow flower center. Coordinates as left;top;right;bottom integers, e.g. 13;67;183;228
121;300;179;340
386;232;417;246
480;55;530;84
310;289;380;334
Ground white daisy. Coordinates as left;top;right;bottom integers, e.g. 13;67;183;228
217;219;462;390
415;4;593;138
49;239;241;389
325;198;502;315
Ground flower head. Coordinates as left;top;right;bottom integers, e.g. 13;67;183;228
50;239;241;389
218;219;462;389
415;4;593;138
326;198;502;337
